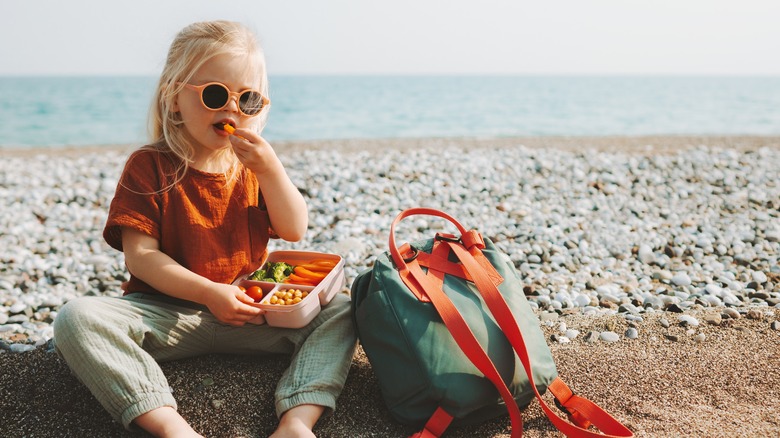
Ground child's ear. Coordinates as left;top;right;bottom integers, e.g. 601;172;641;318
166;83;180;113
171;93;180;113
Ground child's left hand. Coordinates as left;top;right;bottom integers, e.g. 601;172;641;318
228;128;281;176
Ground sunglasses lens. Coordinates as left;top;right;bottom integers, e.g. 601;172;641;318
201;84;229;110
239;91;266;115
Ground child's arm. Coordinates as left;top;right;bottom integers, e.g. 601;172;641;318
229;130;308;242
121;227;263;325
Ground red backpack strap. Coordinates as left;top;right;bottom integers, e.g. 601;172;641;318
547;378;636;435
402;252;525;437
408;407;454;438
445;240;634;437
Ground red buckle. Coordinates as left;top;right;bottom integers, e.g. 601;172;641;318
398;243;419;264
554;394;593;429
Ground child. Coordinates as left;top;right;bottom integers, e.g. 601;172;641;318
53;20;357;438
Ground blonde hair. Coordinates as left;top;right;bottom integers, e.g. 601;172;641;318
146;20;269;187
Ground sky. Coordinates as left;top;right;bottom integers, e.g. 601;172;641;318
1;0;779;76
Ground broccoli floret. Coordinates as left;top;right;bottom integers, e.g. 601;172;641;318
248;262;295;283
270;262;294;282
249;269;266;281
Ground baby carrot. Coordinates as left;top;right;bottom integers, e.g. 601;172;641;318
307;259;337;268
294;266;327;280
285;273;318;286
297;263;332;273
220;123;248;140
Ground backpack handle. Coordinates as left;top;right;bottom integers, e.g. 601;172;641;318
388;207;468;270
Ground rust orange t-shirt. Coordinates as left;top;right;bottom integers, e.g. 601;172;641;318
103;147;273;295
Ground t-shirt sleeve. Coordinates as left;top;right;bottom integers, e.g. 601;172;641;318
103;150;164;252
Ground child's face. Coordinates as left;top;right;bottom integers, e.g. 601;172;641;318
175;53;262;157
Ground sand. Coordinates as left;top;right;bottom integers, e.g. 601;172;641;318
1;135;779;437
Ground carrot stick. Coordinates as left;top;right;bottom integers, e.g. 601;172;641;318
294;266;328;280
297;263;332;273
286;273;318;285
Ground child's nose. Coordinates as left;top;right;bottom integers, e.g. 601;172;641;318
226;94;241;113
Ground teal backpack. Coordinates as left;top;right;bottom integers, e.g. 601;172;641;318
351;208;633;437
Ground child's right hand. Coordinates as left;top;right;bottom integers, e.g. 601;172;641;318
203;283;264;326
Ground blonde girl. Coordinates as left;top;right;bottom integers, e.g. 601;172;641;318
53;21;356;438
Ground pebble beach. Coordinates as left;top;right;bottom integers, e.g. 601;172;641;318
1;135;780;437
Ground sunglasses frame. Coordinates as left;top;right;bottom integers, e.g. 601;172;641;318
179;82;270;117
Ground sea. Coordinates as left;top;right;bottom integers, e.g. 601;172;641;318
1;75;779;148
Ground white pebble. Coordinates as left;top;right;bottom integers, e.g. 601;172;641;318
703;295;723;306
600;331;620;342
574;293;592;307
704;284;722;297
672;273;692;287
8;303;27;314
10;344;36;353
678;315;700;327
637;245;655;264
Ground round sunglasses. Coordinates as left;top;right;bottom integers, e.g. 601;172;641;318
180;82;269;116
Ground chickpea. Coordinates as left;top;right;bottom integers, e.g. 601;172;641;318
266;288;311;306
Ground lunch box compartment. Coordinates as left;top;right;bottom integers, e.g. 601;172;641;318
237;251;346;328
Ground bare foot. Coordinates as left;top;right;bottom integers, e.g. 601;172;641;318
269;404;325;438
269;419;315;438
134;406;203;438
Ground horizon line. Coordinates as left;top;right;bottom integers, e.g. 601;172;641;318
2;72;780;78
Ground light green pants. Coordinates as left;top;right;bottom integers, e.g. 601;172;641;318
52;292;357;429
